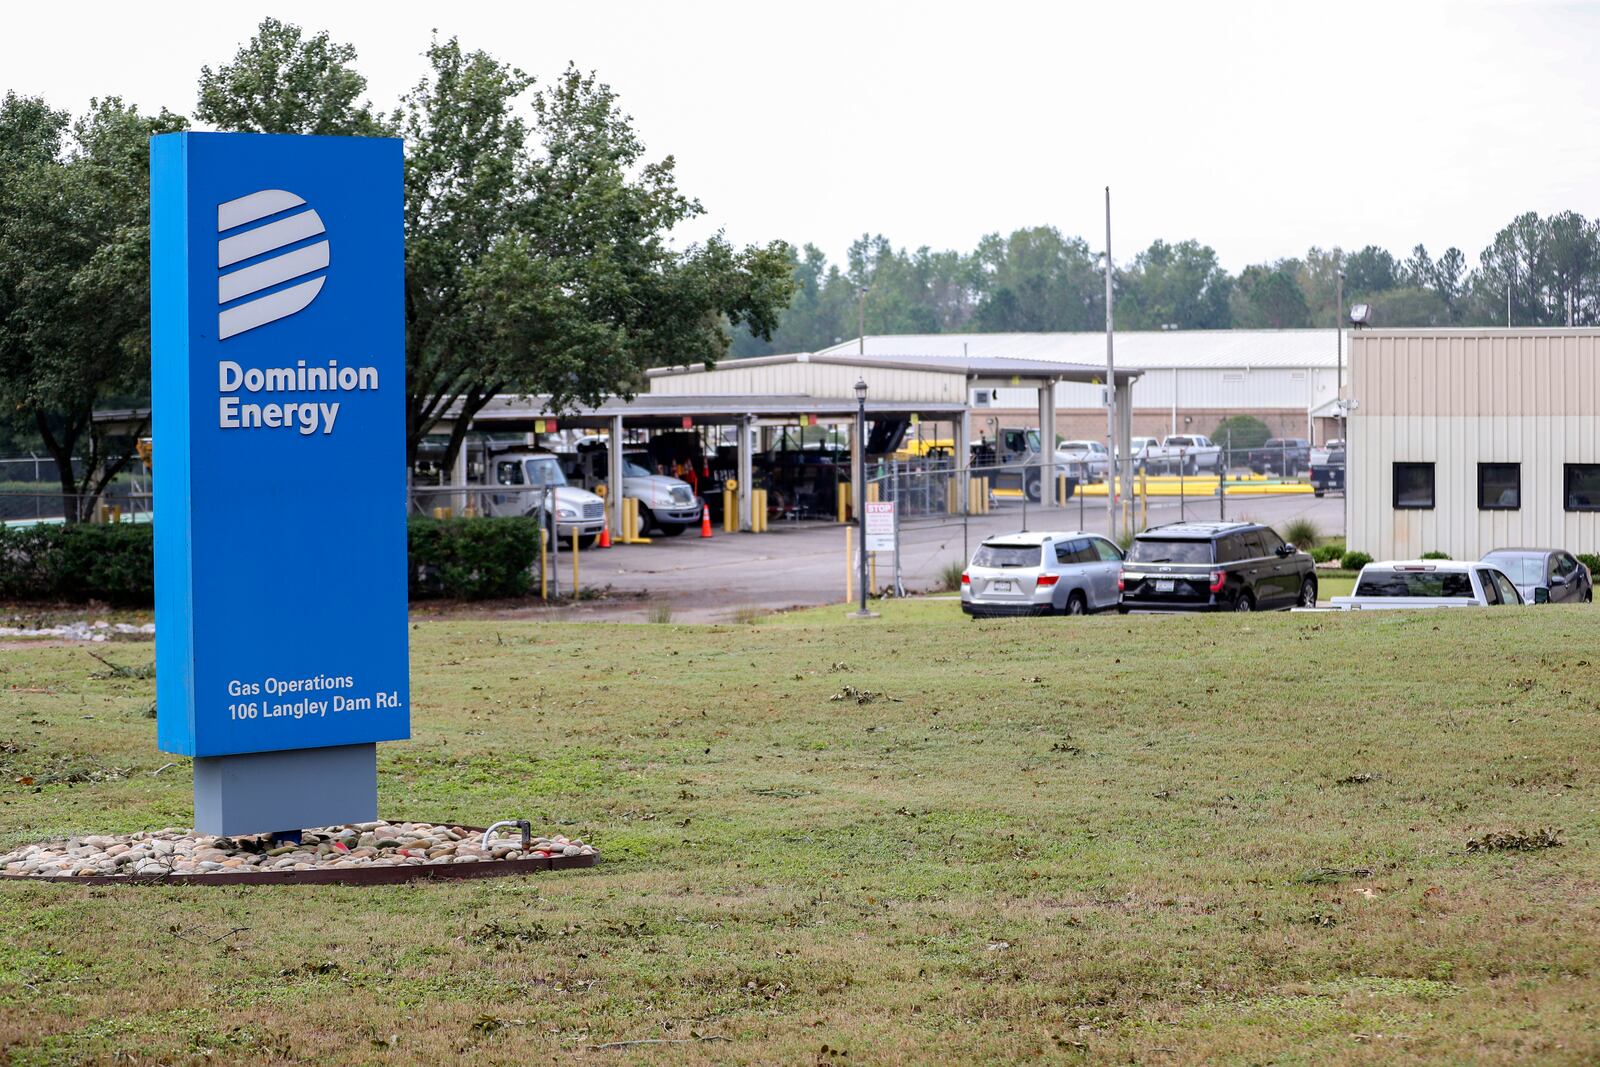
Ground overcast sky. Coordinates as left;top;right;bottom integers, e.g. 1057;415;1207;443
6;1;1597;271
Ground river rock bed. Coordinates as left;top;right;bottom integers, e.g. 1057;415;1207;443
0;821;596;879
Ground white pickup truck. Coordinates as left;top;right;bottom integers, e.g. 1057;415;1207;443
1330;560;1525;610
1142;434;1223;475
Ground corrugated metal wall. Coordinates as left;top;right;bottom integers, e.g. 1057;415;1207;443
650;361;967;403
1348;330;1600;560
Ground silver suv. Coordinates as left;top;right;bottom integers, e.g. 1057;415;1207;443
961;531;1124;618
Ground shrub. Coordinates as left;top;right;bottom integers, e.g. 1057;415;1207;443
1211;415;1272;453
1311;544;1345;563
408;517;539;600
0;523;154;605
1280;517;1321;548
1340;550;1373;571
938;559;967;592
1578;553;1600;576
1420;551;1451;560
0;517;544;604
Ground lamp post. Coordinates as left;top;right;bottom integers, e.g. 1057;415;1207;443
852;378;874;618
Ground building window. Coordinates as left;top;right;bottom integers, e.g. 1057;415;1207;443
1564;464;1600;511
1393;462;1435;509
1221;372;1245;385
1478;463;1520;510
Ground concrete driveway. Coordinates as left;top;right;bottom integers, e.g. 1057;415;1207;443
464;491;1346;623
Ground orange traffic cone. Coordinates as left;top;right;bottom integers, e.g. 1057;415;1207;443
598;523;611;549
700;503;713;538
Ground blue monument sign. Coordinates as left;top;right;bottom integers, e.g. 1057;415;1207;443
150;133;408;835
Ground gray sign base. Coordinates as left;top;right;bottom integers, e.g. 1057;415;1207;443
193;743;377;836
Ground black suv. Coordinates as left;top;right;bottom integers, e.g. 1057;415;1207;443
1118;522;1317;612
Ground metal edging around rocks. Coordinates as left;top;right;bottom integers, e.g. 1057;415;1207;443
0;824;599;888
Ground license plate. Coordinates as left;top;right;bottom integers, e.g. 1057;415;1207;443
1155;579;1175;592
990;580;1013;593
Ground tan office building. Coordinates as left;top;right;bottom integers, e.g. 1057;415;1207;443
1347;329;1600;560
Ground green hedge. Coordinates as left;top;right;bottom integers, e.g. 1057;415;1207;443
1579;553;1600;576
1340;551;1373;571
408;516;539;600
0;523;155;605
0;517;543;605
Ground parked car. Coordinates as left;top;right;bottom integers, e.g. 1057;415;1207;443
1249;437;1311;476
1118;521;1317;612
1330;560;1524;610
1123;436;1160;470
1310;446;1345;497
1054;439;1110;482
563;443;704;536
961;531;1123;617
1143;435;1222;475
483;450;607;546
1481;548;1593;605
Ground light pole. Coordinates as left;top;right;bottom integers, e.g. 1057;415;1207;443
851;378;874;618
1335;269;1345;404
857;286;869;355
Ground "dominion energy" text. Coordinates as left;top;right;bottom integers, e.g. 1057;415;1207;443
217;359;380;435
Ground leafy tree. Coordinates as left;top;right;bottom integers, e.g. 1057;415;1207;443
971;226;1103;332
198;20;795;471
1116;239;1232;329
1230;263;1311;328
1342;245;1399;297
0;93;184;520
197;17;390;136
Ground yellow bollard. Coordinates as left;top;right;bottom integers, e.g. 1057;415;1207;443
723;479;738;533
572;528;580;593
844;525;853;603
838;482;851;523
433;506;452;520
948;474;958;514
540;527;549;600
1139;467;1149;529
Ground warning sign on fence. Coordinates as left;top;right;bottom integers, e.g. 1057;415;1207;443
864;501;896;553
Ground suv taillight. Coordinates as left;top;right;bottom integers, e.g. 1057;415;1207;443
961;572;970;585
1036;574;1059;587
1208;569;1226;593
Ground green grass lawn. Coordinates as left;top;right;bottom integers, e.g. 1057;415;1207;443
2;601;1598;1064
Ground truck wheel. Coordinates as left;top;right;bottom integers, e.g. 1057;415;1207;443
578;534;598;549
1234;592;1254;612
1025;474;1042;503
637;505;655;538
656;523;687;537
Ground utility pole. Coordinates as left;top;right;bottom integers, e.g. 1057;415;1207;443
1103;186;1117;540
1335;270;1345;401
857;286;868;355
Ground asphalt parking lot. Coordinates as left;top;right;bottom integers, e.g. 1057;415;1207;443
485;491;1346;622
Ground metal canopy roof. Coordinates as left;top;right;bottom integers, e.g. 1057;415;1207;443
647;350;1141;384
444;392;970;430
812;329;1347;370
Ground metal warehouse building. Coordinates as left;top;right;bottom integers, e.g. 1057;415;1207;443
814;329;1347;443
1347;329;1600;560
